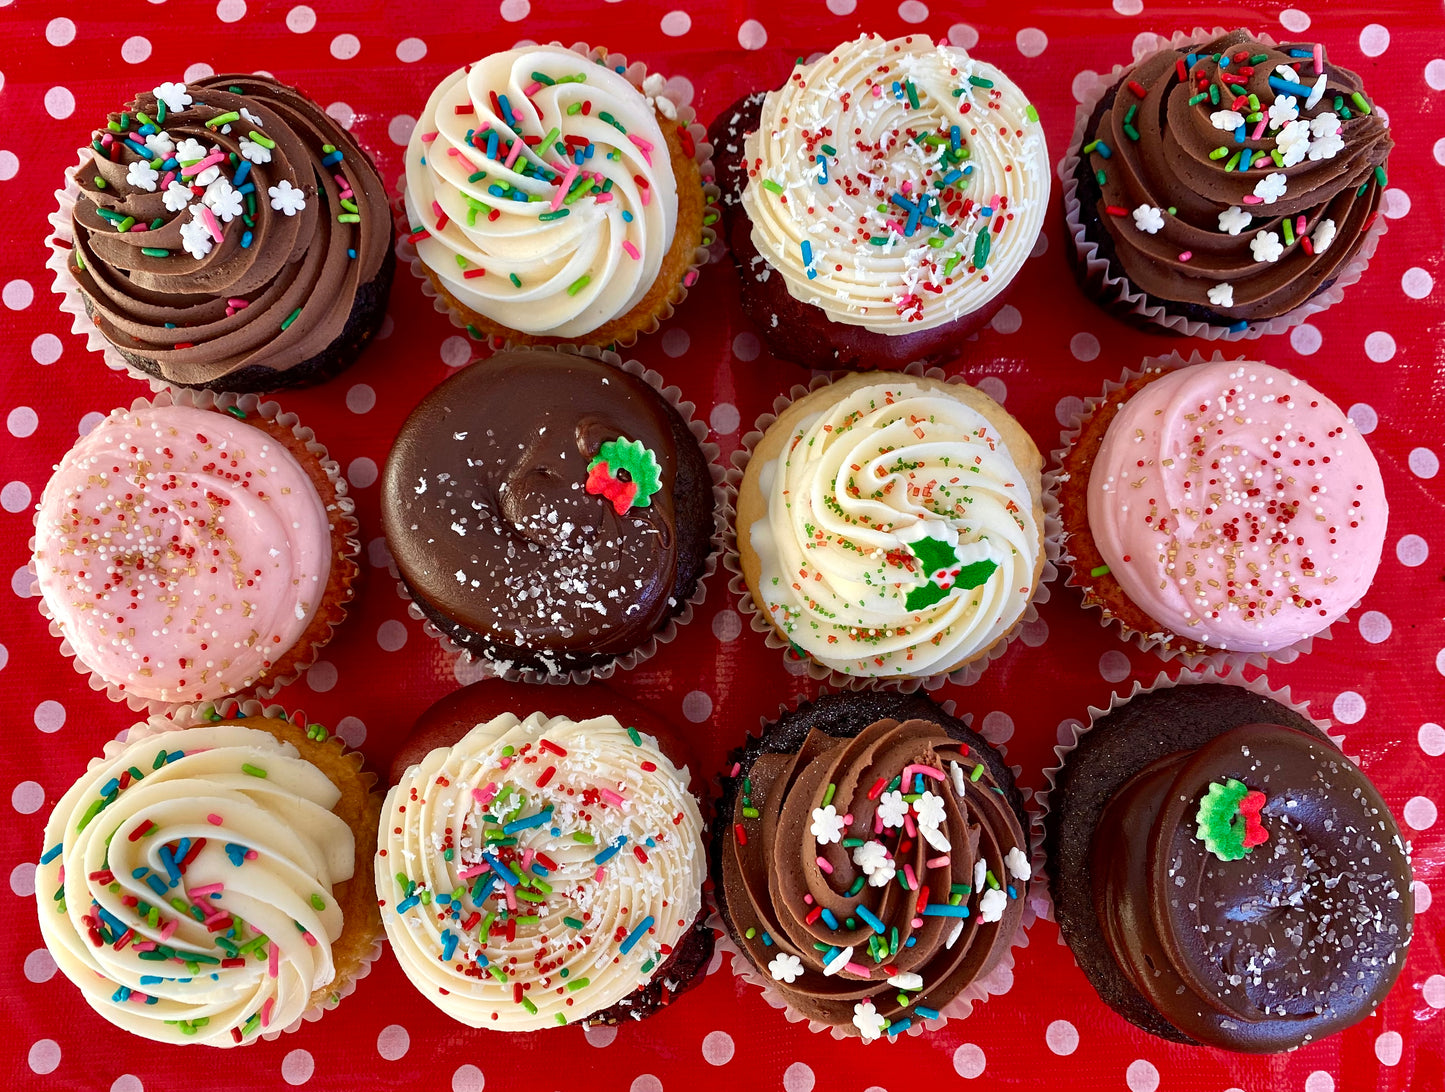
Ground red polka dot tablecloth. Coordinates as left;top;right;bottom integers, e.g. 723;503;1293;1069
2;1;1443;1089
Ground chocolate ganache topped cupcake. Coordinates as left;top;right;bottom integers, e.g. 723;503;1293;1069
63;75;393;391
1071;30;1391;329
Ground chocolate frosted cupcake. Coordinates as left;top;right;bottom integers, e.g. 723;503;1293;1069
1064;29;1390;335
712;34;1049;370
713;691;1032;1040
51;74;394;391
381;349;718;678
1043;680;1413;1052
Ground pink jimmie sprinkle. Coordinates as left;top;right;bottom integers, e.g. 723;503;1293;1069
872;84;883;97
128;992;150;1005
815;855;834;875
268;941;279;978
729;763;741;778
206;813;224;825
593;866;606;882
1178;251;1192;262
593;191;613;204
803;893;814;905
447;147;481;174
473;784;497;806
1251;117;1268;141
225;298;248;310
301;929;317;948
520;848;536;871
845;962;872;977
188;883;224;898
504;885;517;912
904;864;918;890
457;863;489;879
683;269;699;287
925;856;951;869
902;812;917;839
1313;42;1323;75
599;788;625;807
101;133;114;146
524;81;542;97
873;811;885;835
185;150;226;179
200;205;224;243
911;917;924;929
903;764;945;783
503;138;525;169
420;131;438;142
1241;194;1264;205
261;996;275;1027
161;170;176;190
551;165;578;211
628;133;654;165
132;941;157;952
158;919;178;941
622;240;640;260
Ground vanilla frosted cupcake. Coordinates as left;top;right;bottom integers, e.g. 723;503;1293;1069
403;45;707;348
715;34;1049;369
377;710;709;1029
736;373;1046;681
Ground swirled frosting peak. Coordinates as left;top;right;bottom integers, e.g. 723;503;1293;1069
1086;362;1386;651
32;404;335;703
69;74;391;387
377;712;706;1029
405;46;679;338
1081;30;1391;323
37;722;356;1046
748;376;1043;678
741;34;1048;334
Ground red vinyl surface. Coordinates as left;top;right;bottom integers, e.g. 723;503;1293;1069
2;1;1443;1089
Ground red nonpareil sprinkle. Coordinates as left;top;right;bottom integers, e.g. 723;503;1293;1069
535;765;556;788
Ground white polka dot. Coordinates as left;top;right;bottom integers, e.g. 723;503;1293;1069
306;660;338;693
78;411;105;436
952;1044;986;1079
440;335;471;367
1360;24;1390;58
1404;797;1437;831
499;0;530;21
976;376;1007;405
1131;32;1164;60
583;1023;617;1048
1289;322;1322;356
8;406;37;437
12;565;33;598
701;1030;734;1065
121;36;151;63
0;644;7;672
12;781;43;814
1072;70;1100;104
1397;534;1429;567
732;331;760;361
661;327;690;357
217;0;246;20
1055;394;1085;427
631;1079;663;1092
326;102;355;129
1437;138;1445;166
738;19;767;50
335;716;366;748
1304;1073;1334;1092
1125;1060;1159;1092
682;690;713;723
948;24;979;49
24;948;56;982
1409;448;1439;479
712;609;742;642
1424;975;1445;1009
184;63;214;83
1420;722;1445;756
710;402;740;435
1332;691;1366;724
1357;611;1391;643
990;305;1022;334
347;457;378;488
660;10;690;36
663;76;694;107
1384;188;1410;219
368;536;393;568
1414;880;1432;912
1016;29;1048;58
1099;650;1131;683
1375;1030;1403;1066
45;17;75;46
28;1040;60;1075
45;85;74;119
1423;58;1445;91
1279;8;1311;32
4;279;33;309
31;333;62;365
1364;331;1396;362
11;862;36;896
827;0;857;12
282;1048;314;1085
451;1064;484;1092
1403;267;1433;299
1031;231;1049;259
1112;0;1143;12
898;1;928;23
34;700;64;733
981;710;1014;744
782;1063;815;1092
1063;334;1100;365
346;384;376;414
1438;648;1445;678
1045;1019;1079;1055
396;37;427;62
1020;617;1048;647
286;5;316;32
389;115;416;146
377;1024;409;1060
1348;402;1378;434
330;33;360;59
377;620;409;652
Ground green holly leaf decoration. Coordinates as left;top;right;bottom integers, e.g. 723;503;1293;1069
902;537;999;611
953;558;999;590
904;581;951;611
907;536;958;575
1195;779;1269;861
586;438;663;513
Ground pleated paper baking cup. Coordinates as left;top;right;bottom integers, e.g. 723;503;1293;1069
389;343;726;686
1044;349;1339;672
27;388;360;715
725;362;1061;693
708;691;1036;1041
1060;26;1389;341
394;42;718;357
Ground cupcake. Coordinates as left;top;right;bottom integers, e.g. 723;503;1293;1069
381;349;719;679
31;394;358;709
712;33;1049;370
1042;679;1413;1052
376;681;711;1028
402;44;709;348
36;704;382;1046
735;372;1046;683
712;690;1032;1041
50;74;394;392
1063;29;1391;336
1054;358;1386;659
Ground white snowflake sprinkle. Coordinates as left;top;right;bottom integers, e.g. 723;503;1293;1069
852;1000;888;1041
1276;119;1311;167
768;952;803;983
978;887;1008;923
126;160;160;192
1253;172;1288;205
852;841;896;887
1217;206;1251;235
888;971;924;991
1250;230;1284;263
1308;131;1345;161
1207;282;1235;308
239;137;272;165
1132;204;1165;234
913;790;946;829
876;790;909;829
179;216;214;260
268;179;307;216
810;804;845;845
1267;95;1299;128
162;180;194;213
240;107;264;127
203;178;243;222
1312;218;1337;253
1209;109;1245;131
1005;846;1032;881
143;130;175;158
153;81;192;113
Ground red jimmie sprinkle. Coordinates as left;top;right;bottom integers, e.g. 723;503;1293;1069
733;823;747;845
535;765;556;788
1127;79;1147;97
538;738;568;757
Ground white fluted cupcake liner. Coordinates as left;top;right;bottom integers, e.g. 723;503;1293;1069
28;389;360;716
394;41;719;358
1060;26;1389;340
725;362;1061;693
389;342;726;685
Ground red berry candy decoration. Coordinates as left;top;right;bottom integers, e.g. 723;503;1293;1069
584;438;663;516
1195;779;1269;861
